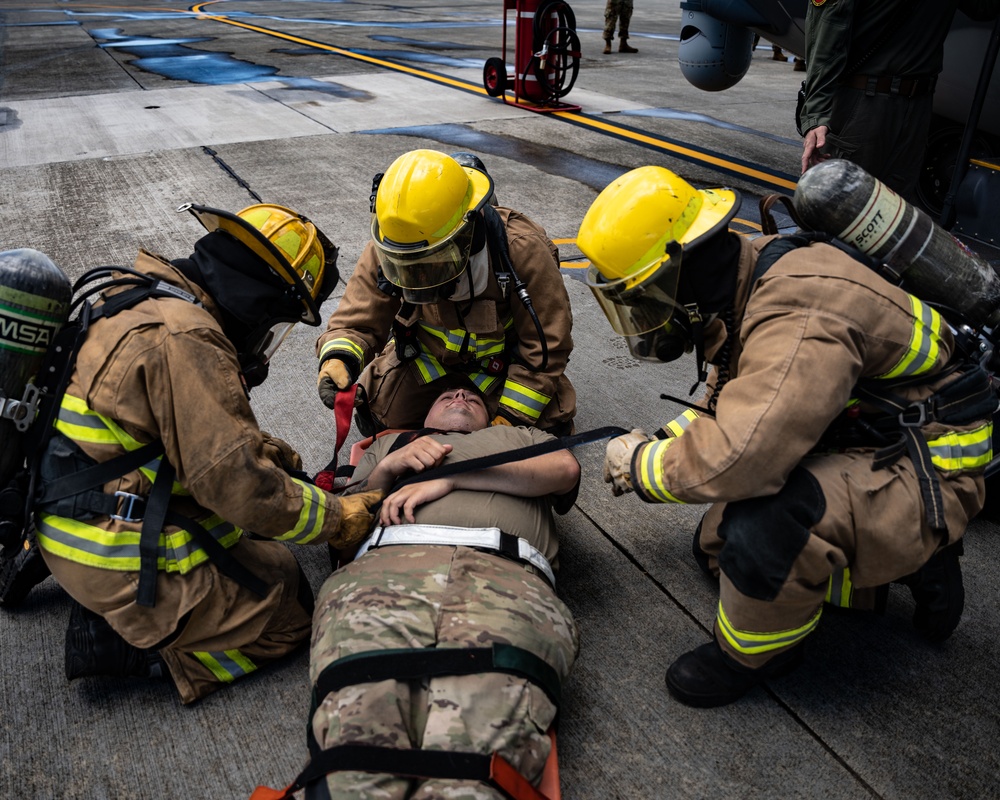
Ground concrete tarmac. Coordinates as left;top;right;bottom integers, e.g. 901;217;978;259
2;2;999;798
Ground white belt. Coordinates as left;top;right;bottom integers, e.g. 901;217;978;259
357;524;556;588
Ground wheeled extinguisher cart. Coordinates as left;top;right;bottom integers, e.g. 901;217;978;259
483;0;581;112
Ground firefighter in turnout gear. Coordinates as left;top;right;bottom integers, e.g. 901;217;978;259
579;166;995;707
316;149;576;435
36;204;383;704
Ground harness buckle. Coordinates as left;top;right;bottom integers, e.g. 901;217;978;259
899;401;932;428
111;491;145;522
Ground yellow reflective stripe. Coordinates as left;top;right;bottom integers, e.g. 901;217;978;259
717;600;822;655
274;478;328;544
825;567;854;608
414;352;447;384
498;381;550;421
633;439;685;504
319;337;365;366
59;395;186;493
878;296;943;379
417;322;506;359
665;408;699;438
928;423;993;471
194;649;258;683
36;512;241;573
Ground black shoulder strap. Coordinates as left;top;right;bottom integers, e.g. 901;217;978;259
482;204;514;301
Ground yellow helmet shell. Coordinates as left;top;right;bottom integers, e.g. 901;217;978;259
375;149;492;246
577;166;738;281
181;202;336;325
236;204;326;297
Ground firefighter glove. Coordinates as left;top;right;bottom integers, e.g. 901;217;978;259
260;432;304;472
317;358;354;409
491;414;513;427
332;490;385;549
604;429;650;496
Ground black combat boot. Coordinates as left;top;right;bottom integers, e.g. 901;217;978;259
65;601;166;681
666;639;803;707
896;541;965;643
0;535;51;607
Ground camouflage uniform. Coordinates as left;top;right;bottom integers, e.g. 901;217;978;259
603;0;634;42
308;426;580;798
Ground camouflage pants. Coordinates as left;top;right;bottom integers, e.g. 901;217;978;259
603;0;633;40
309;545;580;800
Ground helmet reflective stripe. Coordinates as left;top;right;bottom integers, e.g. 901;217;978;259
825;568;856;608
717;600;822;656
36;512;241;573
876;296;944;379
194;649;258;683
633;438;684;504
273;478;327;545
927;423;993;471
498;381;550;421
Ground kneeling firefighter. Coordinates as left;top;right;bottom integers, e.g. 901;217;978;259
579;163;997;708
315;149;577;436
13;205;382;704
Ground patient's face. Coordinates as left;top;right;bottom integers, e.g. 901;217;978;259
424;388;489;432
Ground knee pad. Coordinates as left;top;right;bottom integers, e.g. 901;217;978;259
717;467;826;602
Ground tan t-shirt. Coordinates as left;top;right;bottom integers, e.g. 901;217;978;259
354;425;576;565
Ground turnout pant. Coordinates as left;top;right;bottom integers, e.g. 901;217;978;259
44;537;312;703
694;452;983;669
309;545;579;800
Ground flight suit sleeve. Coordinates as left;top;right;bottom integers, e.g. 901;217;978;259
496;212;574;426
800;0;856;135
315;242;401;379
100;325;346;544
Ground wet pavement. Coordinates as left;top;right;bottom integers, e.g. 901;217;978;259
2;1;999;798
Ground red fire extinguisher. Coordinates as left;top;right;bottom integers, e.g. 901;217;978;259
484;0;581;111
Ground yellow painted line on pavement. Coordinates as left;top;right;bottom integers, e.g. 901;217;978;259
188;0;798;193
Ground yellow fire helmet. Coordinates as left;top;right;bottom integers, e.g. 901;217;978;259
371;149;494;293
578;166;739;336
180;202;339;326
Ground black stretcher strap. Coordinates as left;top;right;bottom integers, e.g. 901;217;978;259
390;425;628;494
313;642;561;716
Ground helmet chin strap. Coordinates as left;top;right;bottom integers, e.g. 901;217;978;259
685;303;710;396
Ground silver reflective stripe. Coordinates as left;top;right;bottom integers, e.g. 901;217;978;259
357;524;556;588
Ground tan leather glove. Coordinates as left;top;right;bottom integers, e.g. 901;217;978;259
260;431;303;472
331;489;384;549
317;358;354;409
603;429;650;496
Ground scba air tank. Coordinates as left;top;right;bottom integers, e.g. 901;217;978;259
0;249;71;489
794;159;1000;330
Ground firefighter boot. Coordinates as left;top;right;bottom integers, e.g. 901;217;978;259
897;541;965;643
0;535;51;608
65;601;167;681
666;639;803;707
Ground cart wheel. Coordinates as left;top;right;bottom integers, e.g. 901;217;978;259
483;58;507;97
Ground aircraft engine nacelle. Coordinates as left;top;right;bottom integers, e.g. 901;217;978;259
678;0;756;91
